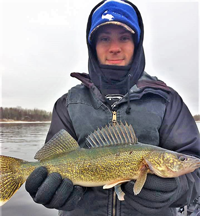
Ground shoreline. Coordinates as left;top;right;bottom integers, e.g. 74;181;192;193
0;120;51;124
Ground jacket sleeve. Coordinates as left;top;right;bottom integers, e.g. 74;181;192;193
159;89;200;206
45;93;77;143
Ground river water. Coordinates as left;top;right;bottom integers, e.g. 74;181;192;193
0;123;57;216
0;122;200;216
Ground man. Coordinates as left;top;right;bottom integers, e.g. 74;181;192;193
25;0;200;216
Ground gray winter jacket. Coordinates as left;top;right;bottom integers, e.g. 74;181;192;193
46;72;200;216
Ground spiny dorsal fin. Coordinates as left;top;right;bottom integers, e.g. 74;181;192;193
34;129;80;161
86;122;138;148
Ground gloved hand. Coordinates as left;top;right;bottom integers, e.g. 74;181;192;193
25;167;85;211
122;174;188;215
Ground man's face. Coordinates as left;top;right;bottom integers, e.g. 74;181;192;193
95;24;135;66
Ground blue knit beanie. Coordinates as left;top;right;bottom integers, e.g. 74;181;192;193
88;0;141;46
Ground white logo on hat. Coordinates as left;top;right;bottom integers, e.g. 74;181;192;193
102;14;114;21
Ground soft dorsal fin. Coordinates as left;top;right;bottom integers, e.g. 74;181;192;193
34;129;80;161
86;122;138;148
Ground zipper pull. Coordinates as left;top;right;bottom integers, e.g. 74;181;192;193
112;111;117;125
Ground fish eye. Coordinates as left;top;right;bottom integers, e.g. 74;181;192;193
178;156;187;161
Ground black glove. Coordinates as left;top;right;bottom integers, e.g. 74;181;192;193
25;166;85;211
122;174;188;215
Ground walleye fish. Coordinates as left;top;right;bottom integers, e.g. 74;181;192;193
0;122;200;206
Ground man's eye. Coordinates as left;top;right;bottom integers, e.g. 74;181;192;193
99;37;109;42
121;36;130;41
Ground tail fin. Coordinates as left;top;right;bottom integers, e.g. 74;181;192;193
0;155;27;206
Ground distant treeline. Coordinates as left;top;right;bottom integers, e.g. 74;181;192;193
0;106;199;122
0;107;52;121
194;114;200;121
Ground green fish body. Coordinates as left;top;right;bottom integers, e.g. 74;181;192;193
1;123;200;206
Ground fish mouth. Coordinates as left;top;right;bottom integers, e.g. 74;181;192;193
184;159;200;173
191;160;200;169
164;158;200;177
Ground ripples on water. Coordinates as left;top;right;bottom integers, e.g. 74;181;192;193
0;123;50;161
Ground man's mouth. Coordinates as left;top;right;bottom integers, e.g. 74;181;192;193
106;59;124;64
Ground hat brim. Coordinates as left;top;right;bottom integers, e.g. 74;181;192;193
89;21;135;42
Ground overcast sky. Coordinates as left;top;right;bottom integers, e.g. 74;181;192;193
1;0;199;115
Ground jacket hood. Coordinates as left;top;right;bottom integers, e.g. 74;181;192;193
86;0;145;96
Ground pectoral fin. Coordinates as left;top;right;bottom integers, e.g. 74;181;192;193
133;165;148;195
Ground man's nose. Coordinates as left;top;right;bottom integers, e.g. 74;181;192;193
109;40;121;54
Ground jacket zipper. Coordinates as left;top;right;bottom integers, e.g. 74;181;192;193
112;111;117;216
113;189;116;216
112;111;117;125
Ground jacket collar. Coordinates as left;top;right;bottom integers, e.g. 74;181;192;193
70;72;172;95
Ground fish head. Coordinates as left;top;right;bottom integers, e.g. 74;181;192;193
162;152;200;177
144;151;200;178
